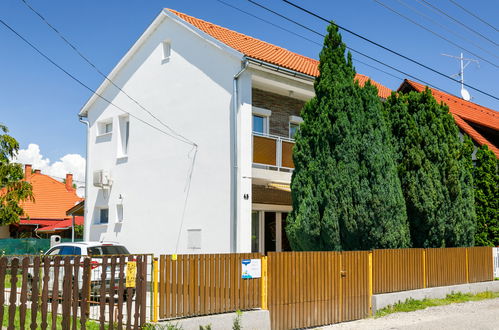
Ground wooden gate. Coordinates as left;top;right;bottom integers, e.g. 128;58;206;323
267;251;370;330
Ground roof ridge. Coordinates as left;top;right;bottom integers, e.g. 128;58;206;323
166;8;316;63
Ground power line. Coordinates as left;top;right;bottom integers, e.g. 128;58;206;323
246;0;454;94
19;0;196;147
397;0;499;60
216;0;404;81
373;0;499;69
0;16;196;147
276;0;499;102
447;0;498;33
418;0;498;47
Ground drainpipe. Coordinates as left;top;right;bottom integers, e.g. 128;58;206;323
79;115;90;242
231;58;249;253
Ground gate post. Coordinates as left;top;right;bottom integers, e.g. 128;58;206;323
261;256;268;310
368;251;373;316
153;257;159;322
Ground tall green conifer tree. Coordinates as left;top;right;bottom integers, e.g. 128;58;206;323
384;90;476;247
473;145;498;246
286;24;410;251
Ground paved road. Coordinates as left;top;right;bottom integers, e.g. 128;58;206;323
319;298;499;330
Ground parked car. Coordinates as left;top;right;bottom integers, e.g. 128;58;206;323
28;241;133;300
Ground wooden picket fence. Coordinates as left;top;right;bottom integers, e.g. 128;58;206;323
0;254;150;330
158;247;493;330
373;247;494;294
158;253;261;319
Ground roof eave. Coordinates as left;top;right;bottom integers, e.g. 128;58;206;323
79;9;245;117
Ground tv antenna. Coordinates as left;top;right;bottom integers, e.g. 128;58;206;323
441;52;479;101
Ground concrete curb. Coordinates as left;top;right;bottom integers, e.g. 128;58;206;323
156;309;270;330
372;280;499;313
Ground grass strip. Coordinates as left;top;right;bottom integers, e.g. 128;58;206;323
375;291;499;318
2;305;104;329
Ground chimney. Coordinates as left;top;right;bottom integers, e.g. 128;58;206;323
34;169;41;174
24;164;32;180
65;173;74;191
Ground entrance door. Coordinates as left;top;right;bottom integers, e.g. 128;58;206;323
264;212;276;254
251;209;292;253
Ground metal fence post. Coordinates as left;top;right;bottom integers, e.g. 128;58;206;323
261;256;268;310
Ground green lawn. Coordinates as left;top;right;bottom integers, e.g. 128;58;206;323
375;291;499;318
2;306;104;329
4;274;22;289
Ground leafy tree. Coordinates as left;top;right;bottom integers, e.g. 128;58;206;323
74;224;84;238
383;90;475;247
0;124;33;225
473;145;498;246
286;23;410;251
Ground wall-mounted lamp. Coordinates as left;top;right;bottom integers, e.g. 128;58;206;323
117;194;124;205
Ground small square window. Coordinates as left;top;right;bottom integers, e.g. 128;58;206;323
100;208;109;224
98;120;113;136
162;41;171;63
105;123;113;133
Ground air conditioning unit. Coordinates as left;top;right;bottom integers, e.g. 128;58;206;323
93;170;112;188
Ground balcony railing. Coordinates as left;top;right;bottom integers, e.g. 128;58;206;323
253;133;294;170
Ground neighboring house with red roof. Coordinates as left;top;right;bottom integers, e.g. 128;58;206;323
78;9;393;255
6;164;84;238
398;80;499;158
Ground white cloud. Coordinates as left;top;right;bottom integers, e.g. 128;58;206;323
13;143;86;187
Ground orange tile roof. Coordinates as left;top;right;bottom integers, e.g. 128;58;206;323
167;9;392;99
401;80;499;131
399;79;499;158
19;172;83;221
36;216;84;232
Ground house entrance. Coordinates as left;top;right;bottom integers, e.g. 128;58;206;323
251;208;292;254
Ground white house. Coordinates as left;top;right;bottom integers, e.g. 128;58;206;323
79;9;392;255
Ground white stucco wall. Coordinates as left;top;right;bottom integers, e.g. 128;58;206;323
84;13;248;255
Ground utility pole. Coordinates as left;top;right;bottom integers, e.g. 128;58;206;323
441;52;479;100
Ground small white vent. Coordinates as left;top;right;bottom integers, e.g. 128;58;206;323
187;229;202;249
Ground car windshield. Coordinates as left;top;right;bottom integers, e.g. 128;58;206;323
87;245;130;255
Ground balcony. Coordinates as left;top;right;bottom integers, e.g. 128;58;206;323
253;133;294;170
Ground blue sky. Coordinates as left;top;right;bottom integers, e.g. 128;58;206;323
1;0;498;165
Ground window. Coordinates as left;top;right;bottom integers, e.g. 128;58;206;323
118;116;130;156
104;123;113;133
98;120;113;136
253;115;265;134
47;247;61;255
88;245;130;256
252;107;271;134
289;115;303;139
289;123;299;139
59;246;81;255
100;208;109;224
116;204;124;222
162;41;171;63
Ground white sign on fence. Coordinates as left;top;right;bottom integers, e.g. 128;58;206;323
241;259;261;279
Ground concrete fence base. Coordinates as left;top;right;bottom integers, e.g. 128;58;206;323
372;280;499;313
156;309;271;330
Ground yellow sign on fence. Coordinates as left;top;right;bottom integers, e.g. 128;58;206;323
126;261;137;288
